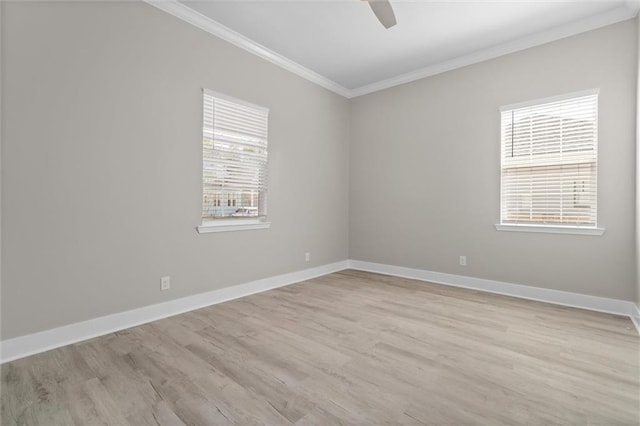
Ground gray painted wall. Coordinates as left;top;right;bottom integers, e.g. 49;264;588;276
349;19;638;301
637;15;640;307
1;1;350;339
0;1;3;339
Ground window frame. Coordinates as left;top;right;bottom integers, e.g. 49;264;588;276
197;89;271;234
495;89;604;236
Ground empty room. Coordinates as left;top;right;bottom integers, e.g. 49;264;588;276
1;0;639;424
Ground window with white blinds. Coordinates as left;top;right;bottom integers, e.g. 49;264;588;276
202;90;269;221
500;90;598;228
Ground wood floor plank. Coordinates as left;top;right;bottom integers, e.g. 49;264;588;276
2;270;639;425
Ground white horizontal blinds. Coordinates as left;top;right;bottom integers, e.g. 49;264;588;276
202;90;269;220
501;92;598;226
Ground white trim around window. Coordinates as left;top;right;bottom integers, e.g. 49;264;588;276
200;89;270;233
494;223;604;236
197;219;271;234
498;89;604;235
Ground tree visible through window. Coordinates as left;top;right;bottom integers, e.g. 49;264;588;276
500;91;598;227
202;90;269;221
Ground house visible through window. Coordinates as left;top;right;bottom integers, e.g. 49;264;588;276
202;90;269;223
499;90;598;229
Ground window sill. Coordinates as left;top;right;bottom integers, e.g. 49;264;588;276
197;219;271;234
494;223;605;236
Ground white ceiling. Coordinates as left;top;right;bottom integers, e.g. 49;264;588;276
149;0;639;97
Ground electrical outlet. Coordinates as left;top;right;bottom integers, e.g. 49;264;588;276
305;252;310;262
459;256;467;266
160;276;171;291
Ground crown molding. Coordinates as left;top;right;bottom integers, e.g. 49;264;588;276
146;1;637;100
144;0;352;98
350;4;639;97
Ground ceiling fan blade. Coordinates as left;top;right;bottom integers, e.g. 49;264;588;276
368;0;397;29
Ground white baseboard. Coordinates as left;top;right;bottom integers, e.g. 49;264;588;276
0;261;349;364
3;259;638;363
631;303;640;334
347;260;640;334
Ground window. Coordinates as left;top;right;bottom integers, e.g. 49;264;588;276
497;90;604;235
198;90;270;233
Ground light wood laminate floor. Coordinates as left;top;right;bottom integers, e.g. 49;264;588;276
2;270;639;425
